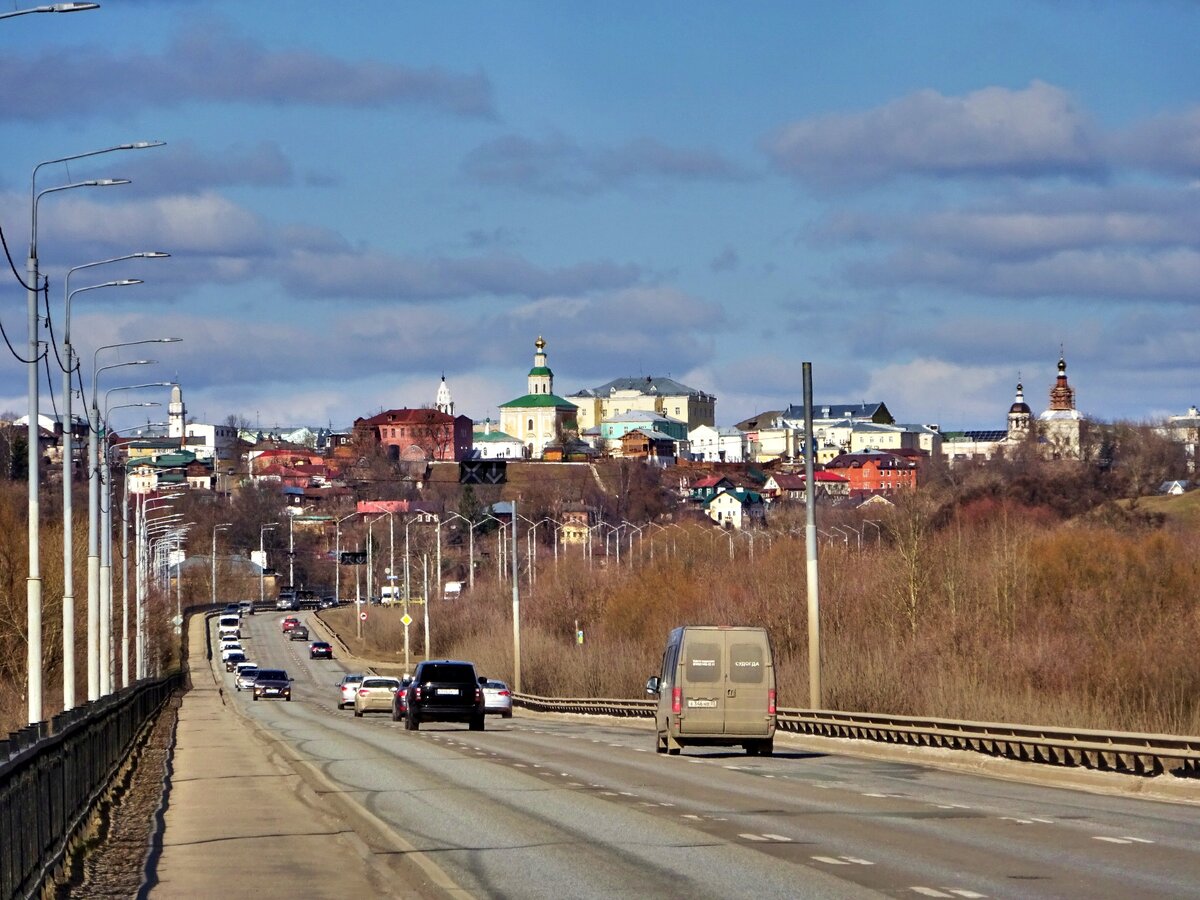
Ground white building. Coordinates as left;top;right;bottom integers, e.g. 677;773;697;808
687;425;746;463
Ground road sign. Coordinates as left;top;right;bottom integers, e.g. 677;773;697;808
359;611;367;621
401;613;413;626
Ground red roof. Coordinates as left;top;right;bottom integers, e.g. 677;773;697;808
356;408;453;427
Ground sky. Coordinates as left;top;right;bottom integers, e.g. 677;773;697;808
1;1;1198;435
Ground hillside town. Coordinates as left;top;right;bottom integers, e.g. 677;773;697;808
5;335;1198;532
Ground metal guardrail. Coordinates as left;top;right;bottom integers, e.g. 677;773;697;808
0;674;181;900
513;693;1200;778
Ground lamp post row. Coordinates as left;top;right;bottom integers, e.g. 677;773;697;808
20;135;171;723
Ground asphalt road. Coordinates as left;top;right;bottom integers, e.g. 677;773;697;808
218;612;1200;899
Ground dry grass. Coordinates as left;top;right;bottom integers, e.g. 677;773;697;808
322;508;1200;736
4;481;1199;738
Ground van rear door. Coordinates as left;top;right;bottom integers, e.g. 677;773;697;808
723;635;771;735
678;633;724;735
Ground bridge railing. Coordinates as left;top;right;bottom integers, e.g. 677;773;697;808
513;693;1200;778
0;675;181;900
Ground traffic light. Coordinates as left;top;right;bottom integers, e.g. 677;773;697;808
339;551;367;565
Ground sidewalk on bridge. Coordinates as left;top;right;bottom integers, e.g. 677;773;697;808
147;614;398;899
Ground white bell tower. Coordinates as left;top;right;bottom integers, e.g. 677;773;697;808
168;383;186;439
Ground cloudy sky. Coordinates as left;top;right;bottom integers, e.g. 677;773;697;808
1;1;1197;434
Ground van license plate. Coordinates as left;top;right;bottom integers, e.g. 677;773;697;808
687;698;717;708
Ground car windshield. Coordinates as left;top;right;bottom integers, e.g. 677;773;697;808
485;680;507;689
341;675;363;684
257;670;287;681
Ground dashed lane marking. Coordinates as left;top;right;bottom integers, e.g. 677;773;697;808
910;890;987;899
812;855;873;865
1093;836;1155;844
740;833;792;843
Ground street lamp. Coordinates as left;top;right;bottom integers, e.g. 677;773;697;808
334;513;356;604
57;275;145;708
259;522;278;608
137;496;177;678
212;523;233;606
96;381;172;696
25;165;134;723
0;3;100;18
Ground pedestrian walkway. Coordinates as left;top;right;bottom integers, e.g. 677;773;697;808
147;615;391;899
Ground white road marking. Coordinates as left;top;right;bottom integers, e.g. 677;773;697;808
682;814;701;820
910;889;952;898
634;748;648;752
1000;817;1035;825
1094;836;1154;844
762;834;793;842
741;833;768;842
948;890;987;898
841;856;874;865
1030;818;1054;824
812;855;849;865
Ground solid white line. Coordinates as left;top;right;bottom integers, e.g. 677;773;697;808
841;856;874;865
762;834;792;842
948;890;987;898
1093;836;1132;844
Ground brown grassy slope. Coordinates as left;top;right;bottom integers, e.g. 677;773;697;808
330;505;1200;736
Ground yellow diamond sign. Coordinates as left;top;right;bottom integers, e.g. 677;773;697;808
401;613;413;626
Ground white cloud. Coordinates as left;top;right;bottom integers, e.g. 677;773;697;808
765;81;1101;187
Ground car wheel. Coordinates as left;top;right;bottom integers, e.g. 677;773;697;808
354;708;362;717
253;694;259;701
405;713;419;731
469;715;484;731
502;711;512;719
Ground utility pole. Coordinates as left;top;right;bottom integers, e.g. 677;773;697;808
803;362;821;709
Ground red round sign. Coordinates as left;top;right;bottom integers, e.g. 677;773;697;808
359;611;367;621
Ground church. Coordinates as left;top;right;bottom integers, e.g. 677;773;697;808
498;336;578;459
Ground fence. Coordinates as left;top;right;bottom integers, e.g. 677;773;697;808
514;693;1200;778
0;674;180;900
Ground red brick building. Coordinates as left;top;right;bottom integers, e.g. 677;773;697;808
823;450;919;493
353;408;473;462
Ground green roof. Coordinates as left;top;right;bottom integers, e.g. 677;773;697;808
473;429;520;443
528;366;553;377
499;393;577;409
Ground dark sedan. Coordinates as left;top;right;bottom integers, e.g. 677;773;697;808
252;669;292;701
309;641;333;659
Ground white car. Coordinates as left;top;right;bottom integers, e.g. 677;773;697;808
220;642;244;662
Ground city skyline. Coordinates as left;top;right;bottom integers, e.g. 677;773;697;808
1;2;1197;433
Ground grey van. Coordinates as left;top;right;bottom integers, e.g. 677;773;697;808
646;625;776;756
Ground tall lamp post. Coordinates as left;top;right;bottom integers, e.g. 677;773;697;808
212;523;232;606
26;170;129;724
60;259;165;707
86;343;177;700
334;513;357;604
259;523;278;608
0;3;100;19
99;381;171;696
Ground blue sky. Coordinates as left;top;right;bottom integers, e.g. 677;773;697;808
1;1;1197;434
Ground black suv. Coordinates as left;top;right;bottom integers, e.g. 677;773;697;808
404;660;485;731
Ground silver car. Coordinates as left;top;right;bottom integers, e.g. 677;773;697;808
481;679;513;718
337;673;365;710
235;665;259;691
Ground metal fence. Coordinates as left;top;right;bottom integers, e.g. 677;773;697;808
514;693;1200;778
0;674;180;900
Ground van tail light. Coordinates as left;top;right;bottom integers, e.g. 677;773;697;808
671;686;682;715
767;688;776;716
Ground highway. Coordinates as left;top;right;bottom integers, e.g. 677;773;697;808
218;612;1200;899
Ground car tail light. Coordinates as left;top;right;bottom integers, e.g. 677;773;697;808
767;688;776;716
671;686;682;715
358;688;369;696
414;686;422;701
474;688;482;703
498;690;510;697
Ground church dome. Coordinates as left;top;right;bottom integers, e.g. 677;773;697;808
1008;382;1031;415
